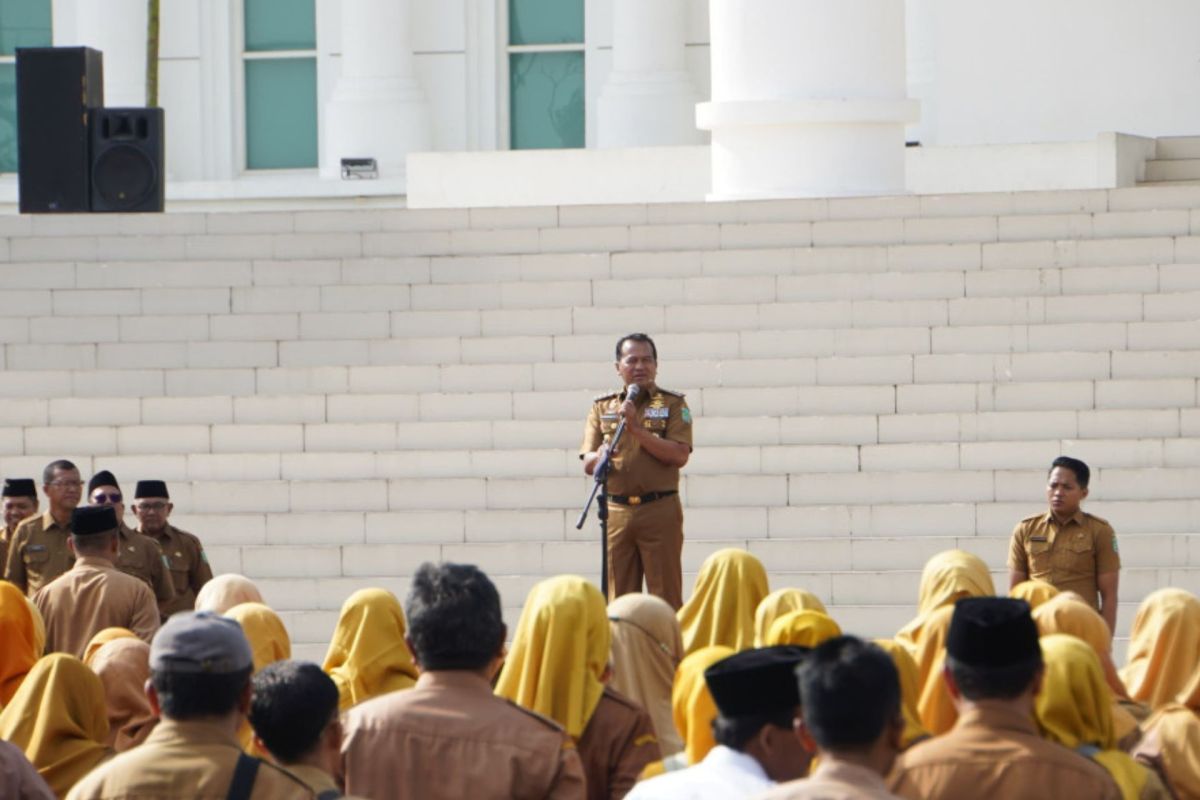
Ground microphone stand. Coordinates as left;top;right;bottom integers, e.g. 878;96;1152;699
576;389;637;599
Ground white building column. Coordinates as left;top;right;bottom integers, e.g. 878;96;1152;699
597;0;702;148
697;0;918;200
72;0;147;106
321;0;431;180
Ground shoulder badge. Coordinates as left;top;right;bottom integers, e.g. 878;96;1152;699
656;387;685;398
593;391;619;403
1019;513;1045;525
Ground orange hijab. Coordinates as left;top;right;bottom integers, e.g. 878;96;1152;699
1120;588;1200;711
323;588;419;711
0;582;39;707
677;549;769;655
89;638;158;752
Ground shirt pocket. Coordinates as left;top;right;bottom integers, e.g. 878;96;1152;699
168;559;190;591
23;546;49;567
1028;539;1053;574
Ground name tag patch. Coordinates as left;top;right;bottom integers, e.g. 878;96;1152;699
644;408;669;419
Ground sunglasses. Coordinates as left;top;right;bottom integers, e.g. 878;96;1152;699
92;492;122;503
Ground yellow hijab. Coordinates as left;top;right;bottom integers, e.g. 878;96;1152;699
914;604;958;735
496;576;610;739
224;602;291;673
765;610;842;648
754;588;827;647
672;645;735;765
82;627;139;668
1138;704;1200;800
874;639;931;749
677;549;769;655
1120;588;1200;712
895;550;994;655
89;638;158;753
608;593;685;757
1035;634;1149;800
25;595;45;657
1010;579;1060;609
195;574;264;614
0;654;110;797
323;588;419;711
0;582;39;707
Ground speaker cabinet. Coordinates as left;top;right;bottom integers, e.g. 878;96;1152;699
90;107;165;213
16;47;104;214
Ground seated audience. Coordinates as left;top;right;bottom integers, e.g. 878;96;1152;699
195;573;265;614
341;562;585;799
1134;705;1200;800
912;605;957;735
497;574;660;800
322;587;418;711
894;550;995;656
1010;579;1061;609
88;637;158;752
754;588;827;648
678;549;770;655
872;639;930;750
1120;588;1200;712
609;593;685;757
640;645;735;779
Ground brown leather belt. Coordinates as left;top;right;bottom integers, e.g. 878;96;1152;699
609;490;677;507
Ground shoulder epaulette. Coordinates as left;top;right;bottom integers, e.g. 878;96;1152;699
656;387;685;398
1019;513;1046;524
502;697;570;734
1083;512;1112;527
601;685;646;712
593;391;620;402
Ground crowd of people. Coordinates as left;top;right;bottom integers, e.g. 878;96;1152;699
0;453;1197;798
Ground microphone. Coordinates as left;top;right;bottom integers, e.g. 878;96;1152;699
626;384;641;402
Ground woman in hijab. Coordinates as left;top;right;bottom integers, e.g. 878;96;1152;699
0;582;40;708
0;654;110;797
763;609;841;648
322;587;419;711
82;628;138;668
677;549;769;655
873;639;931;749
497;576;660;800
608;593;684;758
753;587;826;647
913;604;958;736
895;550;995;656
88;638;157;752
194;573;264;614
1135;706;1200;800
1120;588;1200;713
1010;579;1061;609
1035;634;1172;800
640;645;735;780
223;602;291;754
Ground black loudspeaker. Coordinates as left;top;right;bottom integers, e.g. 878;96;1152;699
90;107;165;213
16;47;104;213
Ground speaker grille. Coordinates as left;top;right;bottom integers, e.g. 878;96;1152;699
92;144;158;211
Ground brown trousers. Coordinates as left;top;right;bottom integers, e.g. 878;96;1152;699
606;494;683;610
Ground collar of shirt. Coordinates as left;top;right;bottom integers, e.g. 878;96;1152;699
1042;510;1086;529
699;744;772;783
144;718;243;750
41;511;71;532
954;701;1039;737
73;555;117;571
810;757;893;792
284;764;341;794
415;669;493;695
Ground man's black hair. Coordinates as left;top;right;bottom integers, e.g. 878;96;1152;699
614;333;657;362
711;709;796;752
1049;456;1090;489
249;661;339;763
946;653;1042;701
797;636;900;751
405;562;505;671
151;666;252;720
71;530;116;556
43;459;77;485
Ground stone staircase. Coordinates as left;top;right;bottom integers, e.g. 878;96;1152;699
0;186;1198;662
1142;136;1200;184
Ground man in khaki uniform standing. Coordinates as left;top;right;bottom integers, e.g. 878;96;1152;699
133;479;213;617
341;562;585;799
33;506;160;658
1007;456;1120;632
4;459;82;596
87;470;175;614
66;612;314;800
580;333;692;609
0;478;39;575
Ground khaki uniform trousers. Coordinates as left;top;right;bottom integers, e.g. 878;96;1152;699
606;494;683;610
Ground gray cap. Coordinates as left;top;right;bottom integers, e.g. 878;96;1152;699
150;611;254;674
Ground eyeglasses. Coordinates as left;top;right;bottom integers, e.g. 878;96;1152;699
48;480;84;488
135;501;168;511
92;492;122;503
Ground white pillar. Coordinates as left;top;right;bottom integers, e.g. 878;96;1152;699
74;0;146;107
321;0;431;180
697;0;919;200
597;0;702;148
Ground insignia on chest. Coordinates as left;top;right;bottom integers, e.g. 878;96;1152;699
644;407;669;419
600;414;620;421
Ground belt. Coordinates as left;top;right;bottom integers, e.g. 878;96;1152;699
609;490;677;507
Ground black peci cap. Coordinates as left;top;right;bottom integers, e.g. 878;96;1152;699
71;506;118;536
87;469;120;495
947;597;1040;668
704;645;809;717
134;480;169;499
2;478;36;499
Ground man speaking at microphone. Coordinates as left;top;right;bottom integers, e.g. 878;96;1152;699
580;333;693;609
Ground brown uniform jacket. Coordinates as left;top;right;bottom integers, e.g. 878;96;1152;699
4;511;74;596
888;702;1121;800
578;687;662;800
1008;511;1121;610
0;739;55;800
758;758;904;799
580;386;693;497
341;670;586;800
115;522;175;608
33;556;160;658
65;719;314;800
142;523;213;617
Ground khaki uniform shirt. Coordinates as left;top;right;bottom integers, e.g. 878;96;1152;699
33;556;160;658
577;687;662;800
65;719;314;800
580;385;693;497
888;703;1121;800
1007;511;1120;610
757;759;903;800
341;670;585;800
115;521;175;608
143;523;213;617
4;511;74;596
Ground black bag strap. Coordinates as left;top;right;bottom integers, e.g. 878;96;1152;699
226;753;261;800
317;791;342;800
